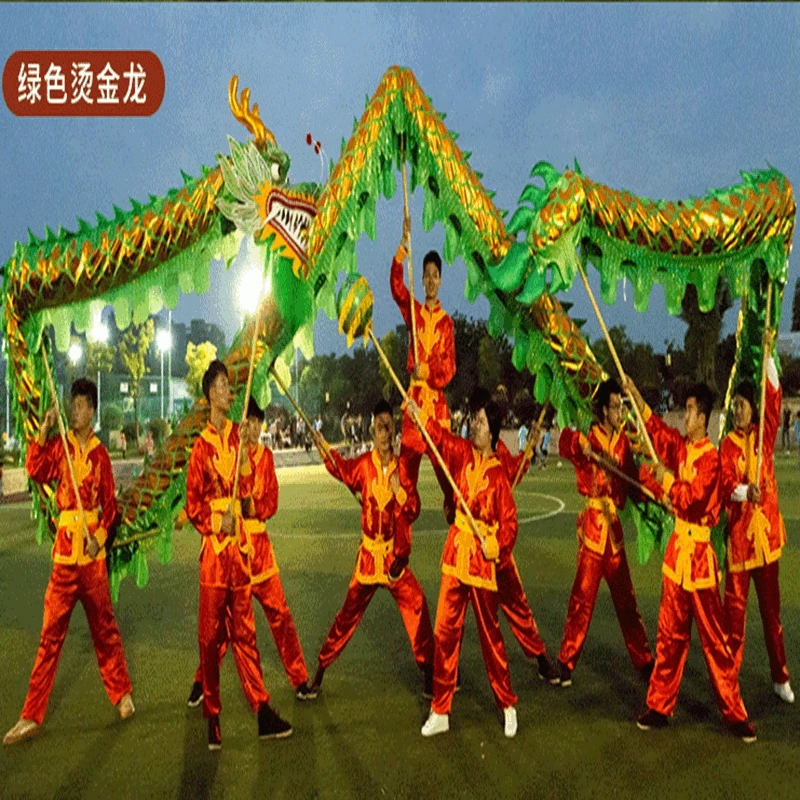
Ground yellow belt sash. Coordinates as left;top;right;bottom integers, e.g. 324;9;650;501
206;497;245;555
56;508;100;564
360;534;393;583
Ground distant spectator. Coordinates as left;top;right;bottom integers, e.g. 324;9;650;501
795;412;800;463
537;427;551;470
782;407;791;451
518;422;529;453
120;432;127;459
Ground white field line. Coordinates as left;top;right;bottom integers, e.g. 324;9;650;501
268;492;566;540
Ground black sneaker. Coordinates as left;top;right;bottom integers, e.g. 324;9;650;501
187;681;204;708
558;661;572;688
537;654;560;685
208;716;221;751
455;668;462;693
636;708;669;731
729;720;757;743
295;682;318;701
258;703;293;740
639;660;655;684
423;664;434;699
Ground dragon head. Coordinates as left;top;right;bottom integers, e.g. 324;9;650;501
216;76;320;278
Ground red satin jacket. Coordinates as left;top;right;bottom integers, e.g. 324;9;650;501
720;379;786;571
426;421;518;591
185;418;250;589
391;251;455;430
559;424;635;556
325;447;420;585
643;406;721;591
27;431;117;566
239;443;280;584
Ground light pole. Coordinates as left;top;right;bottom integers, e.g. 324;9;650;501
168;309;173;418
89;322;109;430
68;342;83;409
156;328;172;420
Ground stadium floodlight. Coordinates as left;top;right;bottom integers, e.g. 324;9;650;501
68;342;83;365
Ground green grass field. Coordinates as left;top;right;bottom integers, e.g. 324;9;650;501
1;455;799;799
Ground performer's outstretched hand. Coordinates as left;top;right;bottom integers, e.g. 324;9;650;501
86;536;100;559
622;376;645;414
38;406;58;444
405;399;421;423
221;510;234;535
388;554;408;581
402;216;411;251
747;484;761;504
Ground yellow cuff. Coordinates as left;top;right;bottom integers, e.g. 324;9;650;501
395;487;408;507
417;362;429;381
211;513;222;535
641;404;652;423
661;471;675;495
94;527;108;548
395;244;407;263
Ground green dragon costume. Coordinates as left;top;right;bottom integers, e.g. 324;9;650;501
2;67;794;597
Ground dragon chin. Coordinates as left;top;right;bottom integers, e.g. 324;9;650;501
257;187;317;278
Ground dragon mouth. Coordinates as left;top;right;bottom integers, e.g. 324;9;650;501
264;192;317;262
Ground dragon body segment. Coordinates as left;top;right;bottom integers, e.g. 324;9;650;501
3;65;793;595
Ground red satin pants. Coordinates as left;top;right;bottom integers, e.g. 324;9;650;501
724;560;789;685
647;576;748;724
431;574;517;715
194;573;309;690
558;541;652;671
199;582;269;717
317;569;434;669
497;557;547;659
22;560;132;725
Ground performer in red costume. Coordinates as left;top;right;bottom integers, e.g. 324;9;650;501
4;379;133;746
493;423;559;684
310;399;434;696
390;220;457;522
626;378;756;742
186;398;316;710
186;360;291;750
720;356;793;704
556;379;654;687
412;388;519;739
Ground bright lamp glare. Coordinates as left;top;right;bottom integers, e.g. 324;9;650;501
68;343;83;364
90;322;108;344
156;329;172;352
237;267;266;315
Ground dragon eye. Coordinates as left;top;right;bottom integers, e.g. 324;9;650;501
270;162;281;182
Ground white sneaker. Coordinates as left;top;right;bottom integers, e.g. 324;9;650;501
118;694;135;719
421;710;449;737
774;681;795;704
503;706;518;738
3;718;40;746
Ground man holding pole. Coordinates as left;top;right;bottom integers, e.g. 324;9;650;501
493;414;560;684
186;397;316;709
555;379;654;687
186;360;291;750
309;399;435;697
391;220;457;522
4;378;134;745
409;389;520;739
721;356;793;703
625;378;756;742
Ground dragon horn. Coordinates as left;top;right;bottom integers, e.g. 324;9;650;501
228;75;276;149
